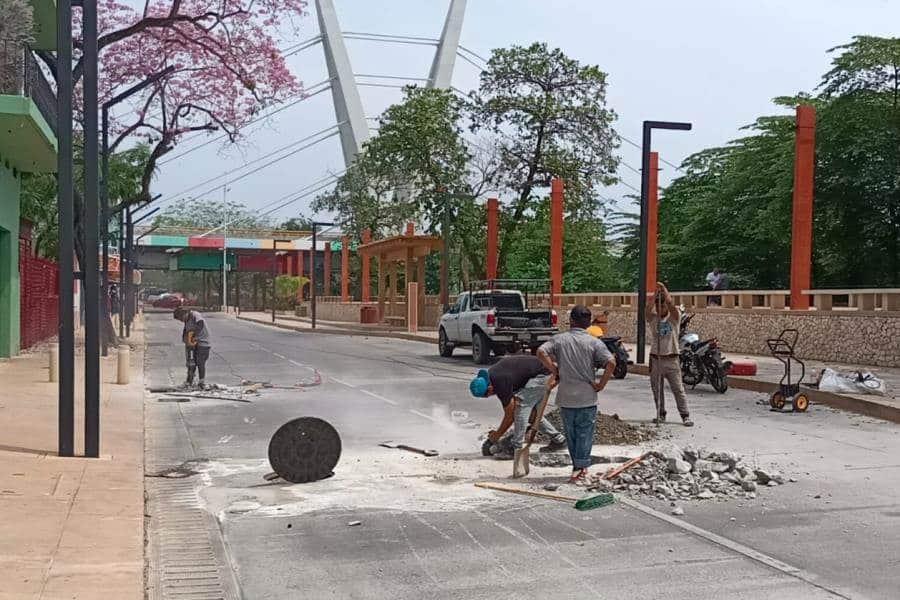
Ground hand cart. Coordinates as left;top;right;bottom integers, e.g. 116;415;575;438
765;329;810;412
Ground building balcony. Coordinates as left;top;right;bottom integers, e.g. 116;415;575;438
0;42;57;174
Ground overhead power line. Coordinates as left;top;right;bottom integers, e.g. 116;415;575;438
343;31;439;43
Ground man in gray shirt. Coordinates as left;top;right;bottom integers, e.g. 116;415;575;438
538;305;615;483
174;307;211;388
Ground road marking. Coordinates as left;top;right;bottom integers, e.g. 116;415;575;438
272;352;286;360
409;409;437;422
288;360;306;368
358;389;398;405
217;435;233;444
617;496;865;600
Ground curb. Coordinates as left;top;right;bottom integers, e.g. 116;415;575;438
236;315;900;425
628;364;900;424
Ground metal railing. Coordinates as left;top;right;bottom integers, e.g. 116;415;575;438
0;40;57;136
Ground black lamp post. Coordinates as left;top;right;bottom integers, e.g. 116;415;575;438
636;120;692;365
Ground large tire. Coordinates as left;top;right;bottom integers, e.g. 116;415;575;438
613;359;628;379
438;327;454;358
472;330;491;364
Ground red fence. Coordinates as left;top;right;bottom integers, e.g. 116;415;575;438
19;249;59;350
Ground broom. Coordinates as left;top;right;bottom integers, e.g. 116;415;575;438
475;481;615;511
512;384;552;478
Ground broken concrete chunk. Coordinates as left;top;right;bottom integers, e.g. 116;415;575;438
667;458;692;474
711;462;731;473
754;469;772;484
741;480;757;492
697;489;715;499
671;506;685;516
692;459;713;474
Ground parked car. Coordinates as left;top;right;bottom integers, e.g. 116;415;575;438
152;294;183;309
438;280;558;364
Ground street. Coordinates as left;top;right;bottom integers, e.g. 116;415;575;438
144;313;900;600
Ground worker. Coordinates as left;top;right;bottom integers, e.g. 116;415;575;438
585;311;609;338
647;282;693;426
174;306;211;388
538;305;616;483
470;355;568;459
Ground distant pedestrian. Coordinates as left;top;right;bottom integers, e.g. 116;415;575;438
647;282;693;427
109;285;119;315
174;307;211;388
706;268;724;306
538;305;616;483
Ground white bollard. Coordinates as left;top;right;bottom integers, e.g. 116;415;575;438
49;343;59;382
117;344;130;385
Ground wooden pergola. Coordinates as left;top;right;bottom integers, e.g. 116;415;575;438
358;232;443;325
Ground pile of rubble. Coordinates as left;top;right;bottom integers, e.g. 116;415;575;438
588;444;794;502
544;411;658;446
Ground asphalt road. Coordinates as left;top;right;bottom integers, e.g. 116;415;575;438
144;312;900;600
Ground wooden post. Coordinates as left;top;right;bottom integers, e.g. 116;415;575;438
550;178;564;300
341;235;350;302
790;105;816;310
376;254;385;320
253;273;259;309
408;282;418;333
417;256;426;327
486;197;499;280
323;242;332;296
646;152;659;293
405;246;414;316
362;229;372;303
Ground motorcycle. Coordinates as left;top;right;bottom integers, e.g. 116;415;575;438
679;312;730;393
602;336;630;379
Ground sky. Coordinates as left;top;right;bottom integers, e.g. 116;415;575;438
149;0;900;224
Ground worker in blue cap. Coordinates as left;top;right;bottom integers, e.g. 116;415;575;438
470;355;567;459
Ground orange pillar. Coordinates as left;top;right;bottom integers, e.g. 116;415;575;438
323;242;332;295
341;235;350;302
297;250;304;278
486;197;499;280
550;178;564;299
405;222;415;236
790;105;816;310
646;152;659;293
361;229;372;303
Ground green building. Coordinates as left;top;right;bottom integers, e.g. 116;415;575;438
0;0;58;357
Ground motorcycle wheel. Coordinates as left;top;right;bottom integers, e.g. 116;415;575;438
613;359;628;379
710;367;729;393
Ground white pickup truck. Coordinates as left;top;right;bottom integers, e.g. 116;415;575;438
438;288;558;364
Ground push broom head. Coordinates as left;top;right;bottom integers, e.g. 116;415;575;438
574;492;615;511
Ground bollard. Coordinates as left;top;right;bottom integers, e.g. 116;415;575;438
49;343;59;382
116;344;130;385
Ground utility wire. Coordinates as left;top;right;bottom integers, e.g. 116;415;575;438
158;81;333;165
343;34;437;47
343;31;439;43
455;51;484;71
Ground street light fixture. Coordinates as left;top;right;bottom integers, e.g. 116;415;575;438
636;120;692;365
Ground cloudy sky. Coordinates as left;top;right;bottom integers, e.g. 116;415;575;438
149;0;900;223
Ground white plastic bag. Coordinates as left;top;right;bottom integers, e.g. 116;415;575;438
818;368;887;396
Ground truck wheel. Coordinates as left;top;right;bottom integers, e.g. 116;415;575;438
472;330;491;364
438;328;454;358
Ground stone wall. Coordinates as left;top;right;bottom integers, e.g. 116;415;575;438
309;301;443;328
596;308;899;367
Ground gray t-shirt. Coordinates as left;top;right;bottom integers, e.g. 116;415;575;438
539;328;614;409
648;307;680;356
183;310;211;347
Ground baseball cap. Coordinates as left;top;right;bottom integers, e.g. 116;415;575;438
469;369;490;397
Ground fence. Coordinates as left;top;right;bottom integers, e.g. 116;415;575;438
0;40;57;135
19;250;59;350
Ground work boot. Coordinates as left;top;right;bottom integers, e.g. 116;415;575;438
652;412;667;425
539;437;567;453
198;379;206;390
681;415;694;427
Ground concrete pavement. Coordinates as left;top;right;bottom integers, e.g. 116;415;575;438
145;312;900;599
0;321;146;599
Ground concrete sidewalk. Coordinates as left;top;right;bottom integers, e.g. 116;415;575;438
236;310;900;423
0;321;146;599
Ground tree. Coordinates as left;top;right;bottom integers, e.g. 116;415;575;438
21;144;152;258
153;199;271;230
467;42;620;273
657;36;900;290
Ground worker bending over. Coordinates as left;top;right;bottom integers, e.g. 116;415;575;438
174;307;211;388
470;354;568;459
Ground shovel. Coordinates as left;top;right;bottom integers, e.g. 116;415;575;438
512;384;552;478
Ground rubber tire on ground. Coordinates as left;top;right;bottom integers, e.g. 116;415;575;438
267;417;342;484
613;360;628;379
438;328;454;357
711;368;728;393
793;393;810;412
472;330;491;364
770;391;786;410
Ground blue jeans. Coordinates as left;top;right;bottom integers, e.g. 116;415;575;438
560;406;597;469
